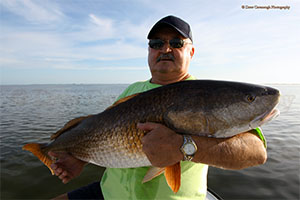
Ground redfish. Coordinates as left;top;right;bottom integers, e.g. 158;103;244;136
23;80;280;193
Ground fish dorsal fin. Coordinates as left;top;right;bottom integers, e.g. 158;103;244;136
50;115;92;140
165;162;181;193
142;167;165;183
106;93;140;110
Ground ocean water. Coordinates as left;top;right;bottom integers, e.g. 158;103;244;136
0;84;299;200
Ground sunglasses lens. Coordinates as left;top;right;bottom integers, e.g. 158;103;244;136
169;39;184;48
149;39;186;49
149;39;164;49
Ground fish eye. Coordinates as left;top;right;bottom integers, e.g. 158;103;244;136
246;95;256;103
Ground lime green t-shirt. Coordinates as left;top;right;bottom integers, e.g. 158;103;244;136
100;77;266;199
100;76;208;200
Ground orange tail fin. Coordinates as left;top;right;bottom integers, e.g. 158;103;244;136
164;162;181;193
23;143;54;175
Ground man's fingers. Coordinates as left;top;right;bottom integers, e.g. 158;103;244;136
48;151;57;157
55;167;63;175
48;151;70;160
62;178;70;184
50;163;57;170
59;171;67;179
137;122;161;144
56;170;71;184
137;122;161;131
48;151;62;160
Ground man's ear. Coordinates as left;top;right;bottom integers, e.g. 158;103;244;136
190;46;195;58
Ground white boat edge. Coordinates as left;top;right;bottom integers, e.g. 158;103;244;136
206;188;222;200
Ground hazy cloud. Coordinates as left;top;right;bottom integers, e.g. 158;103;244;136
0;0;64;24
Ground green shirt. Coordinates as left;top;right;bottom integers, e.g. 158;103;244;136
101;76;208;200
100;77;266;199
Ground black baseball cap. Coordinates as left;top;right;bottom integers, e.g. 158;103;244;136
147;15;193;42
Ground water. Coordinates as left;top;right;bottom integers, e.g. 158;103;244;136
0;84;299;200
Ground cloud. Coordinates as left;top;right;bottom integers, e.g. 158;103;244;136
0;8;149;70
89;14;114;32
52;64;148;71
0;0;64;24
62;13;150;44
190;3;300;69
74;42;147;61
0;1;152;72
84;14;116;40
0;28;71;67
0;25;148;70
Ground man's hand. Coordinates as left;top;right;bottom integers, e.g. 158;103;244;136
48;151;87;184
138;122;183;168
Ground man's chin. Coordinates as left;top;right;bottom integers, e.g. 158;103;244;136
156;62;176;68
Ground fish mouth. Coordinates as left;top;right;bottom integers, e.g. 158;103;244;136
250;107;280;129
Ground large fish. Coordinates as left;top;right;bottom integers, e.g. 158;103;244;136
23;80;280;193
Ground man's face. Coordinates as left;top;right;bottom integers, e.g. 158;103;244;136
148;26;194;79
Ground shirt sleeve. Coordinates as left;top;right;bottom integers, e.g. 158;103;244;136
251;127;267;148
115;88;130;101
115;82;145;101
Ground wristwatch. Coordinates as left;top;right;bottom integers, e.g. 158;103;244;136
180;135;197;161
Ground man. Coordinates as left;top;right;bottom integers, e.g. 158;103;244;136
50;15;267;199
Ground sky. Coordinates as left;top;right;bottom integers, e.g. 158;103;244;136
0;0;299;85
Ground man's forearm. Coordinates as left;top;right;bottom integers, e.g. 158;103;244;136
191;132;267;170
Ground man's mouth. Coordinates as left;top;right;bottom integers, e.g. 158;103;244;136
156;54;175;63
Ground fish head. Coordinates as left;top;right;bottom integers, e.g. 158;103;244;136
165;80;280;138
206;82;281;137
245;85;280;129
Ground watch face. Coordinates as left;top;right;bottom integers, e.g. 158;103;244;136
184;143;196;155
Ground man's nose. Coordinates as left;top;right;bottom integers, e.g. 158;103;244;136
160;42;172;53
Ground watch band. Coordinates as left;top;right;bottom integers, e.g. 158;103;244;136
180;135;197;161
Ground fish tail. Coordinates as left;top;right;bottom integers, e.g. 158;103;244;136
22;143;54;175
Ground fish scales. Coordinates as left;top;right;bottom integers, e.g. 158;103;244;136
23;80;280;170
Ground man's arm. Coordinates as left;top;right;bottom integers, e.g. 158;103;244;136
138;122;267;169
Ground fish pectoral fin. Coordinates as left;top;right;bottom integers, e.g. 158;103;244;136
165;162;181;193
106;93;140;110
51;115;93;140
23;143;54;175
142;167;165;183
142;163;182;193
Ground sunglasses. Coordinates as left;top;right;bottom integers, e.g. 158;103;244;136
148;38;192;50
